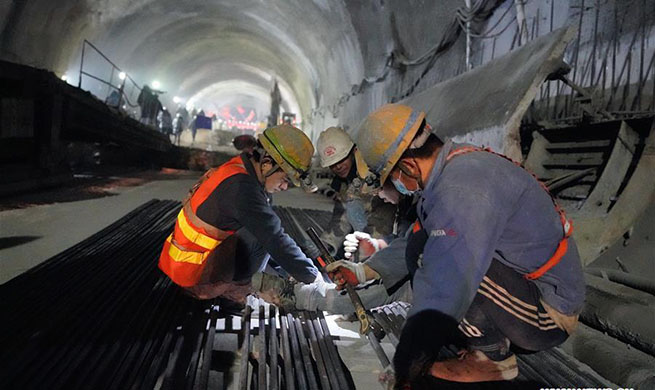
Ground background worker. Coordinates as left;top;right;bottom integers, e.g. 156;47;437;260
349;103;585;387
158;124;321;304
314;126;396;257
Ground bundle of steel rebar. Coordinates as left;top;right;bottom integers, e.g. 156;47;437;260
0;200;355;390
238;297;354;390
0;200;236;390
272;206;332;245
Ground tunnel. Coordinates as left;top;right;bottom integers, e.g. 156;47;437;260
1;1;655;389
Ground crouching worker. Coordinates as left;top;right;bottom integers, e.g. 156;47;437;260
158;124;321;304
355;104;585;387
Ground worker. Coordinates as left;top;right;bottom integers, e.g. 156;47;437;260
314;126;396;256
342;103;585;386
158;124;322;304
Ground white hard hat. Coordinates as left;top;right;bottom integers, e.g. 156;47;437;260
317;127;354;168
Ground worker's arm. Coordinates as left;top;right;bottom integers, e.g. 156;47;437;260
362;234;409;289
235;180;319;284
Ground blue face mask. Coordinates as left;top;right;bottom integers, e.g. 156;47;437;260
391;171;416;196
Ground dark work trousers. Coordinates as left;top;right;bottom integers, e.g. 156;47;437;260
458;259;569;360
183;227;269;302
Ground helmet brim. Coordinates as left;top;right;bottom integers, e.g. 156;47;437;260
378;113;426;186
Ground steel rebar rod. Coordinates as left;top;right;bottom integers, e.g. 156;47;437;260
301;312;331;390
269;305;279;390
278;311;296;390
286;313;309;390
238;304;254;390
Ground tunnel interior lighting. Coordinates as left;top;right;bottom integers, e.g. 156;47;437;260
118;72;126;81
152;80;161;89
173;96;181;104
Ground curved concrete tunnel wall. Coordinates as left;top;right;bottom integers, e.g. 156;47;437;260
2;0;654;144
0;0;518;144
0;0;368;141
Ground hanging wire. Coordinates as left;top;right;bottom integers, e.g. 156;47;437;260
310;0;506;120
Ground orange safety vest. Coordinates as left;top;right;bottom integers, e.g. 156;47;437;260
446;146;573;281
158;155;248;287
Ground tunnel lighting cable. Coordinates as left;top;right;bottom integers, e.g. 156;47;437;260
312;0;503;119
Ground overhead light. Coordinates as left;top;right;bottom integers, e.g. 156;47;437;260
152;80;161;89
173;96;181;104
118;72;126;81
61;75;68;81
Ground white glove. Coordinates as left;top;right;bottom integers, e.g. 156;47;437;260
343;231;380;260
378;364;396;390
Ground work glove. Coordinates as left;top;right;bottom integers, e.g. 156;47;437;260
324;260;368;289
343;231;381;260
378;364;396;390
393;310;462;389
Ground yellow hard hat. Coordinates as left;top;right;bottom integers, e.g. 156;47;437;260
258;124;314;187
317;127;354;168
354;103;425;186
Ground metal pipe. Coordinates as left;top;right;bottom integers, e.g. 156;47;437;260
317;311;353;390
308;312;341;390
258;300;267;390
78;40;85;88
238;304;253;390
293;316;319;390
269;306;279;390
464;0;472;71
194;305;218;390
585;268;655;296
583;273;655;357
278;312;296;390
286;313;309;390
301;312;331;390
514;0;529;46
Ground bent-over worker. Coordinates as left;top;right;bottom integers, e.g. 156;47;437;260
158;124;321;303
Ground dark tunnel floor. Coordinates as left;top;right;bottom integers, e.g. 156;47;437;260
0;167;199;211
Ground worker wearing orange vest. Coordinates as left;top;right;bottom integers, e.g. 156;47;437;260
158;124;320;303
335;104;585;387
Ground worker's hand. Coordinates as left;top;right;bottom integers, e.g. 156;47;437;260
343;231;382;260
378;364;396;390
393;310;462;388
324;260;370;289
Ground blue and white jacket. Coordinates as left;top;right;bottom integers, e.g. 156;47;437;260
410;140;585;321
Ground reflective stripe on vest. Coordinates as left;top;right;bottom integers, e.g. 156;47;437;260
445;146;572;281
158;155;247;286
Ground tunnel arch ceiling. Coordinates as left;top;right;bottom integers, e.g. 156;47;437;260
1;0;366;138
